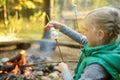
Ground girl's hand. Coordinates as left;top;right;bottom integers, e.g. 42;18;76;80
45;21;63;30
58;62;68;72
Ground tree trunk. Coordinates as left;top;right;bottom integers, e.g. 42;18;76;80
40;0;56;53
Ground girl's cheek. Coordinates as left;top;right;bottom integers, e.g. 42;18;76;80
84;32;86;36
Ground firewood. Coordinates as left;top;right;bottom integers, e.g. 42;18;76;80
0;64;15;73
6;54;21;63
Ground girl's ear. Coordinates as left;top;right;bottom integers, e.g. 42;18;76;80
98;29;105;40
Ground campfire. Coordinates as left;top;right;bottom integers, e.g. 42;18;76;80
0;49;60;80
0;50;27;74
0;50;33;79
0;40;79;80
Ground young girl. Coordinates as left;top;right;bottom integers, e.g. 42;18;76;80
45;6;120;80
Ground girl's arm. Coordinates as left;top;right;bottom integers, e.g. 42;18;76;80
60;24;87;45
61;69;73;80
45;21;87;45
79;64;111;80
58;62;73;80
60;64;111;80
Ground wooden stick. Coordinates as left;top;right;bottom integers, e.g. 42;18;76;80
55;39;64;62
46;14;64;62
21;60;78;67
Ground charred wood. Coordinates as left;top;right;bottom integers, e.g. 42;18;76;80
0;64;15;73
5;54;21;63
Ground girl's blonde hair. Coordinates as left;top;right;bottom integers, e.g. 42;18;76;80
85;6;120;42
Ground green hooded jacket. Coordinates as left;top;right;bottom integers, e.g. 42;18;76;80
74;38;120;80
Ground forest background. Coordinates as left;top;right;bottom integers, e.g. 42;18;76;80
0;0;120;41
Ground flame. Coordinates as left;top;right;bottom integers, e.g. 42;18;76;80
11;65;21;74
19;50;26;65
0;71;3;73
1;49;33;76
6;62;14;66
2;50;32;75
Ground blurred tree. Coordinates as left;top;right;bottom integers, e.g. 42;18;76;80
65;0;120;10
0;0;45;39
40;0;57;53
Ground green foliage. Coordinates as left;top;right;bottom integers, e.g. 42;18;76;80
0;14;44;40
0;0;45;40
17;0;44;9
17;19;44;40
0;17;22;36
0;0;6;7
29;11;46;22
33;0;43;3
19;0;36;9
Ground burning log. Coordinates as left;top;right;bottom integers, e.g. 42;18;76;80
0;50;26;75
5;50;26;65
19;60;78;76
0;64;16;73
5;54;21;63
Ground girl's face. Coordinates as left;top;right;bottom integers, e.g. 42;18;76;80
83;25;99;47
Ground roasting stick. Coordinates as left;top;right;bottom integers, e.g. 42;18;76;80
46;14;64;62
22;60;78;67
